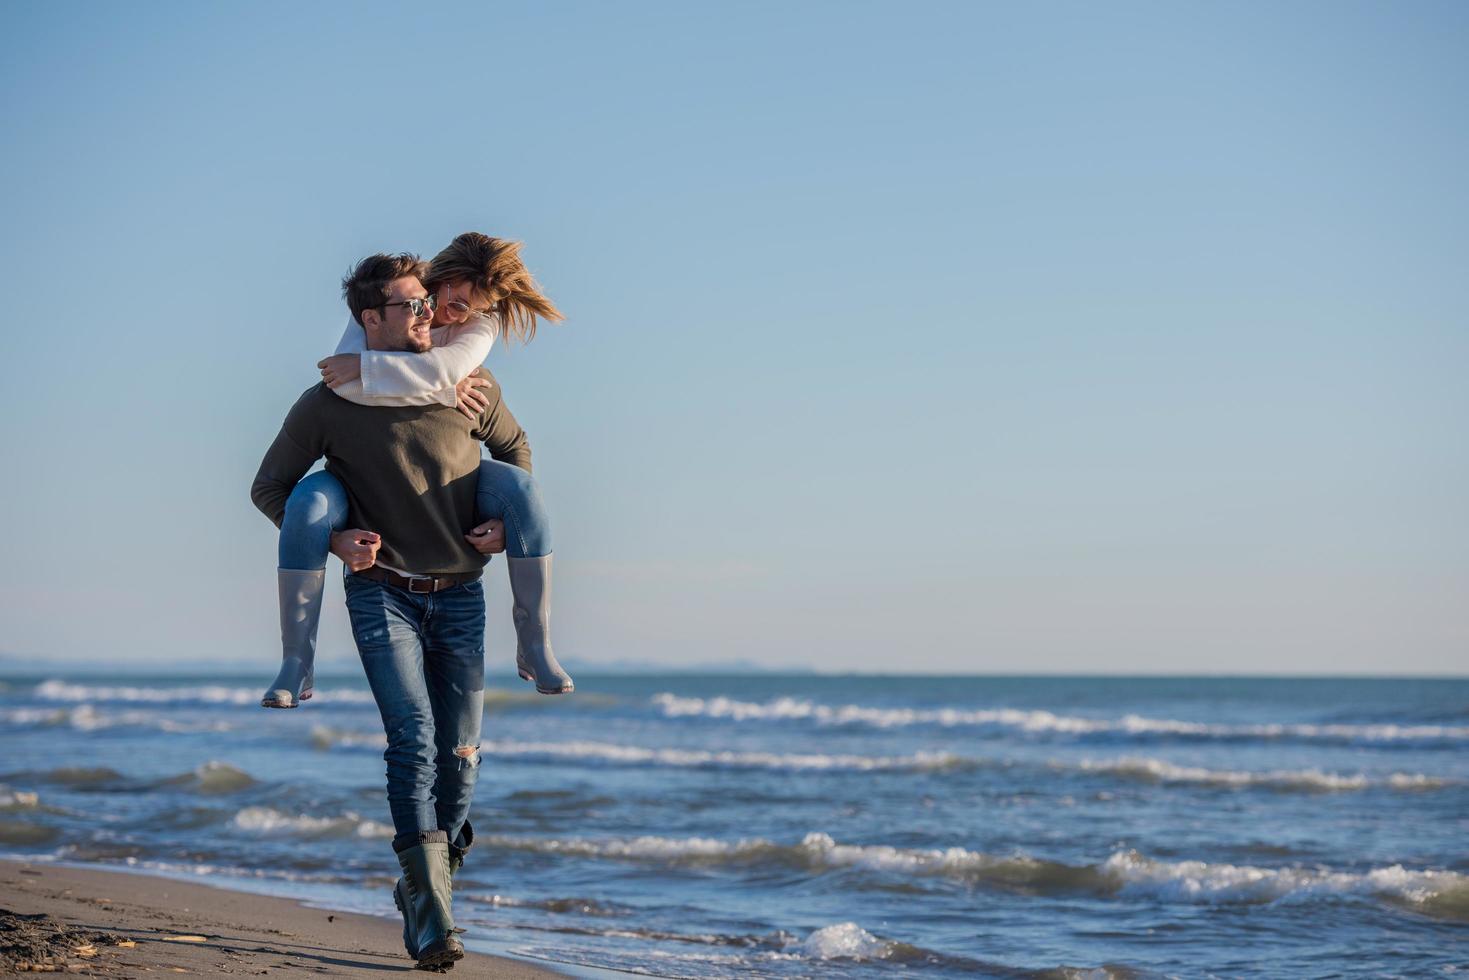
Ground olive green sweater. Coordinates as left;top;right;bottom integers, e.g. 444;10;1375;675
250;377;531;576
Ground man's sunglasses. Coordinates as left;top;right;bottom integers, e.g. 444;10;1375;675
377;295;438;318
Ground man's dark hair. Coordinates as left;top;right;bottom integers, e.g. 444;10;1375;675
341;253;429;324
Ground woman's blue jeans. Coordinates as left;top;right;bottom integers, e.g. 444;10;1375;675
277;459;552;569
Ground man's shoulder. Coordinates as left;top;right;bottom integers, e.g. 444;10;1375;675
281;382;347;429
289;382;350;412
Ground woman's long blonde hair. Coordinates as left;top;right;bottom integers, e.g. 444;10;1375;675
424;232;564;344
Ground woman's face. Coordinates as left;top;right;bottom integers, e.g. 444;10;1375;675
433;279;490;327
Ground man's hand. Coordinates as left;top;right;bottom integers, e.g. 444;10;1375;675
318;354;362;389
331;529;381;571
454;375;494;420
464;519;506;555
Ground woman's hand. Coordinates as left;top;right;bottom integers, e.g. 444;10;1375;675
455;375;494;419
318;354;362;389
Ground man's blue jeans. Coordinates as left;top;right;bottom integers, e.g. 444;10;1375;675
343;574;485;846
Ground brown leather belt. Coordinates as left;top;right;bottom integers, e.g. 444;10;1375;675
353;566;481;594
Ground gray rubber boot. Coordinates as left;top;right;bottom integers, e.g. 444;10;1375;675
394;833;463;970
507;555;574;695
394;821;473;962
261;569;325;709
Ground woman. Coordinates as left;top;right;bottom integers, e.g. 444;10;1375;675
261;232;573;708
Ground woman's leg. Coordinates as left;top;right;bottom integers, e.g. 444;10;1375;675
262;470;349;708
475;460;573;694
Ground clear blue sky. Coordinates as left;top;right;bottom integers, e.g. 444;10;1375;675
1;1;1464;674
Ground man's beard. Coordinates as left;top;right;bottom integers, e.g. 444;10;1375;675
396;328;433;353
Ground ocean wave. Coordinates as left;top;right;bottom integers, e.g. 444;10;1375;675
305;727;1453;790
464;893;630;917
479;830;1469;920
109;856;379;888
160;762;259;795
229;805;393;839
507;916;938;968
310;725;386;750
2;763;258;796
36;766;128;786
795;922;914;961
31;679;377;706
1103;851;1469;920
482;688;618;710
1067;757;1451;792
484;739;966;772
0;786;41;810
650;694;1469;745
0;704;233;733
0;786;69;818
512;917;927;964
0;818;59;846
311;729;967;772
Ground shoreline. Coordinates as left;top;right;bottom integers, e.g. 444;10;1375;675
0;858;576;977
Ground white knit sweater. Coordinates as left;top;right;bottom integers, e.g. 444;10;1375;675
327;314;499;407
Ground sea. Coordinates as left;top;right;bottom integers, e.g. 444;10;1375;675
0;671;1465;978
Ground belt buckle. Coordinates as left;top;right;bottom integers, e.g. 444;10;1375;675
407;576;435;594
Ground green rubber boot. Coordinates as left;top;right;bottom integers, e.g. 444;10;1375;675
393;833;463;970
394;822;473;963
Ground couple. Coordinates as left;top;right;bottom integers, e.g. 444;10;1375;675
250;233;573;969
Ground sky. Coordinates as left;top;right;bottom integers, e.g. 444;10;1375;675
0;1;1465;675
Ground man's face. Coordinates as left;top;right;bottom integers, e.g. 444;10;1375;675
364;276;433;352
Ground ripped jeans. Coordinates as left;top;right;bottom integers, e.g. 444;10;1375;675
344;574;485;845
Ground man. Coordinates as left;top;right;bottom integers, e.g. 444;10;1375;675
251;253;529;970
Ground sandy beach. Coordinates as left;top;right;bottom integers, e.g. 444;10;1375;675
0;859;567;977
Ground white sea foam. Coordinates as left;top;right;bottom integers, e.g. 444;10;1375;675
0;704;232;733
478;830;1469;916
480;739;965;772
651;693;1469;744
0;787;41;809
229;806;393;839
483;832;762;861
481;830;1031;879
796;922;893;960
1102;850;1469;911
311;729;966;772
306;726;1450;791
32;679;377;706
792;832;1021;877
1068;757;1449;792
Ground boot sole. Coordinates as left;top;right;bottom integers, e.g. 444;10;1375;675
260;691;313;709
415;939;464;970
517;668;573;695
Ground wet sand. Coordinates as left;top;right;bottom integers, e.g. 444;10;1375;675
0;859;568;977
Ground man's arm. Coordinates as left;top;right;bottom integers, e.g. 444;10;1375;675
250;393;324;528
472;368;532;473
